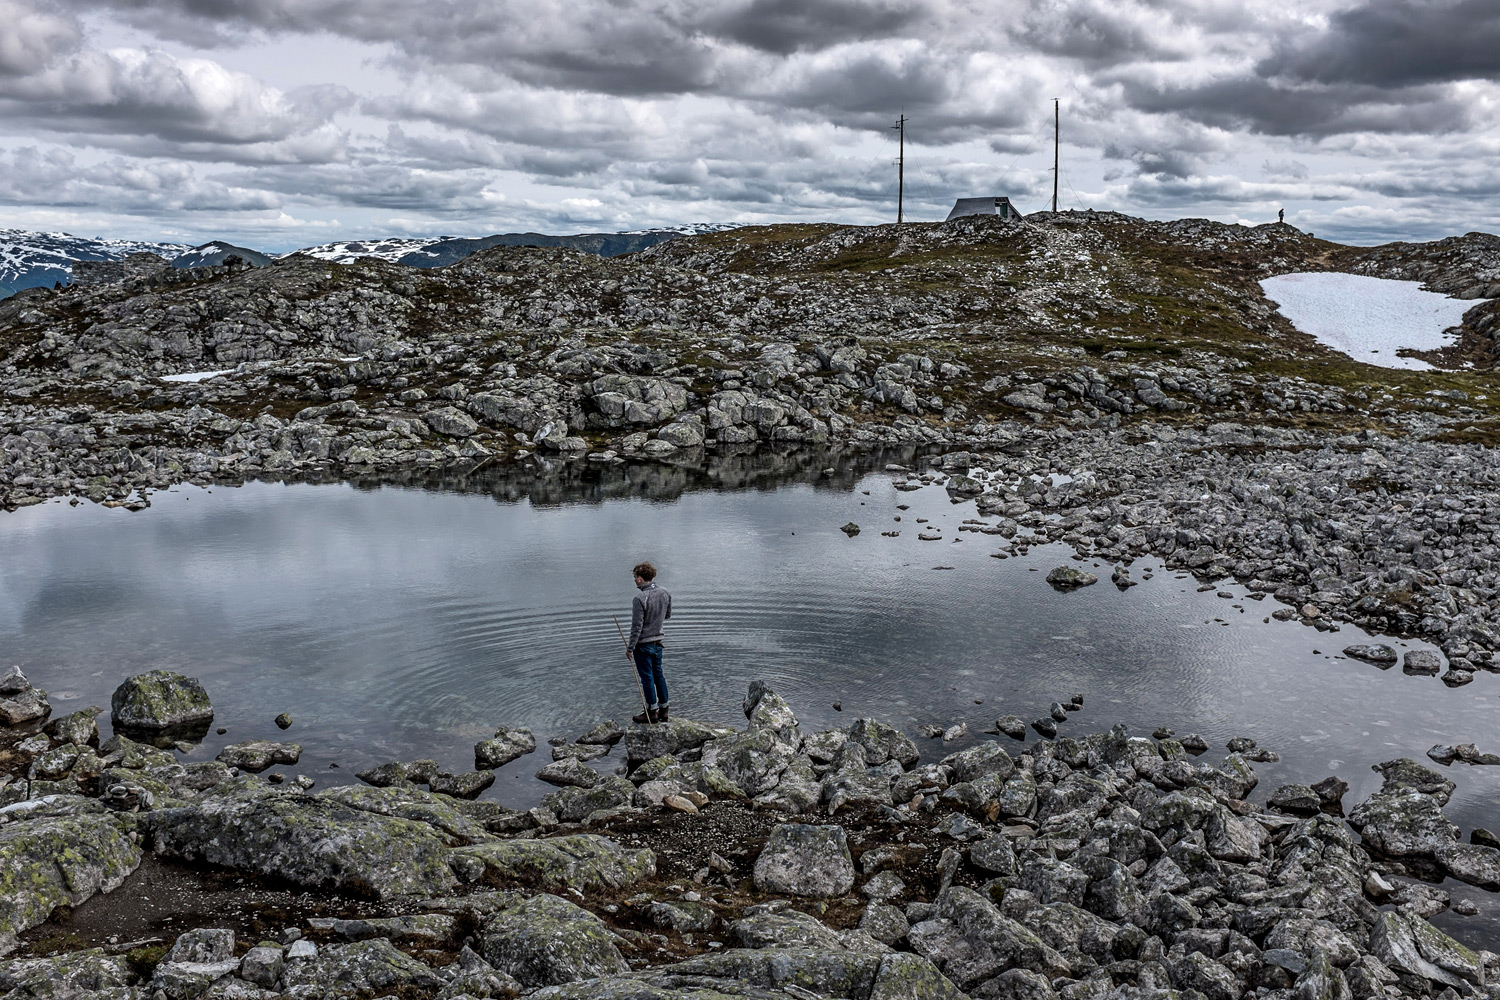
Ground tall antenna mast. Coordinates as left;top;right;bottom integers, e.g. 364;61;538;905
892;114;906;224
1052;98;1059;213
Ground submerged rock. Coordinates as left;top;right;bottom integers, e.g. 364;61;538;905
475;727;537;770
1045;567;1098;590
110;670;213;731
216;740;302;773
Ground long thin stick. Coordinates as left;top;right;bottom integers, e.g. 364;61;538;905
614;615;654;725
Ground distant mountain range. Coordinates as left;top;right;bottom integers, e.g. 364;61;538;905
0;224;736;299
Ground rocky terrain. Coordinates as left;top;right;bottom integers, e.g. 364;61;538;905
2;668;1498;999
3;212;1500;668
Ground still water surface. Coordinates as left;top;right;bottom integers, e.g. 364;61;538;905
1;457;1497;940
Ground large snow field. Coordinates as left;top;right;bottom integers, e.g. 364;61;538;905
1259;271;1474;371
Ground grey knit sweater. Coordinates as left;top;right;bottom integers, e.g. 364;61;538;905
628;582;672;649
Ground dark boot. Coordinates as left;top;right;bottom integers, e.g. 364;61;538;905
632;707;659;725
657;705;669;722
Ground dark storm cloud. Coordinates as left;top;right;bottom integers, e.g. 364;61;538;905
1259;0;1500;88
1121;75;1475;137
705;0;927;55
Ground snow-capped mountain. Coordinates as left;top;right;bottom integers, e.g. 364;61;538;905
172;241;274;269
0;229;190;298
291;237;446;264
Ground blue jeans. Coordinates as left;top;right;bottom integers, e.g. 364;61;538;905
633;643;668;708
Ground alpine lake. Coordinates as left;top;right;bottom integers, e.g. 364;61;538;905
2;446;1497;947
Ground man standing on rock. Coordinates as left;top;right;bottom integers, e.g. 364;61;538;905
626;562;672;724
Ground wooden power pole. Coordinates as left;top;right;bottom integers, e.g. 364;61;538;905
1052;99;1059;213
893;114;906;224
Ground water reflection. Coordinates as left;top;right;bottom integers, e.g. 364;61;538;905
2;449;1498;944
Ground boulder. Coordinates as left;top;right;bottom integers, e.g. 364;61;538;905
215;741;302;773
1435;842;1500;890
1402;649;1443;674
753;824;856;897
43;708;100;747
428;769;496;799
702;728;797;797
144;777;458;900
449;834;655;891
726;911;845;951
540;775;636;821
848;719;919;767
625;718;729;768
0;949;132;996
1348;789;1459;858
110;670;212;731
0;668;50;726
425;406;479;437
537;757;601;788
475;727;537;769
1045;566;1098;589
1369;909;1484;990
319;782;501;841
906;886;1068;988
1342;643;1398;664
279;938;445;992
481;893;629;986
0;806;141;955
664;947;882;998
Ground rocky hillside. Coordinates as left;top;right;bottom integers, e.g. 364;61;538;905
3;212;1500;661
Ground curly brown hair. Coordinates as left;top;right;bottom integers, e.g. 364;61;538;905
632;562;657;581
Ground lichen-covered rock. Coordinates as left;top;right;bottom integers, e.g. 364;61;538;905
531;975;782;999
43;708;100;747
449;834;655;891
481;893;629;986
318;782;502;842
239;945;285;988
354;758;440;787
869;951;968;1000
1348;789;1459;858
1373;757;1456;803
848;719;919;767
625;718;729;768
0;948;132;996
726;911;845;951
1045;566;1098;589
428;769;496;799
536;757;600;789
540;775;636;821
1368;909;1484;990
743;681;800;736
701;728;798;797
859;904;910;947
753;823;856;897
0;667;50;727
664;947;882;998
110;670;213;731
143;777;457;900
425;405;479;437
0;806;141;955
475;727;537;770
1435;842;1500;890
215;741;301;773
907;886;1068;988
279;937;445;992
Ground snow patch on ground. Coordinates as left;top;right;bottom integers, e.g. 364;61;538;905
160;370;235;382
1260;272;1473;371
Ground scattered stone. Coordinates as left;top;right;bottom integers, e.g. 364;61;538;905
1403;649;1443;674
841;522;861;536
1343;643;1398;664
274;712;293;730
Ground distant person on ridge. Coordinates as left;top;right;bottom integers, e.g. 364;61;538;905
1278;208;1285;224
626;562;672;724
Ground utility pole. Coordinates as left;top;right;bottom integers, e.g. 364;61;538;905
892;114;906;224
1052;98;1059;214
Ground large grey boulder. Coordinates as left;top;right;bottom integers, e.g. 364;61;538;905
664;948;882;998
1435;842;1500;890
0;667;50;726
906;886;1069;989
110;670;213;731
588;375;689;426
481;893;628;986
319;782;509;841
1348;788;1459;858
215;740;301;773
279;938;445;992
753;823;856;897
625;718;730;768
1369;909;1485;990
449;834;655;891
540;775;636;822
0;803;141;955
0;949;132;996
702;728;798;797
848;719;919;767
726;911;846;951
144;777;458;900
424;405;479;437
475;727;536;769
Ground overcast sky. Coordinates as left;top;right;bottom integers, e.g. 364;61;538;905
1;0;1497;251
